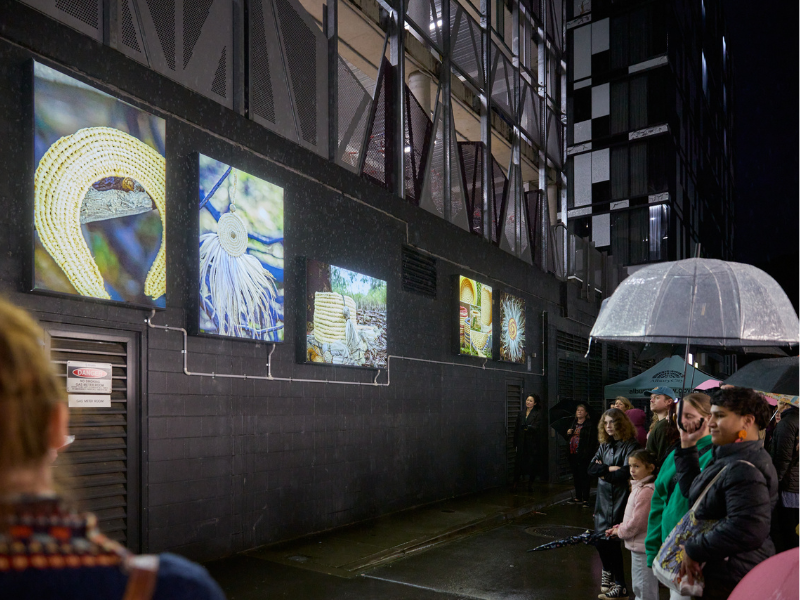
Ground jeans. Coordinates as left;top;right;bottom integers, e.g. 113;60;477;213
630;551;659;600
596;538;626;587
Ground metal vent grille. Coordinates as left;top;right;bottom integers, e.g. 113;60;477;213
401;245;436;298
55;0;98;29
362;59;393;188
404;86;433;203
120;0;141;52
146;0;176;70
249;0;276;123
458;141;484;234
275;0;317;145
49;334;132;546
211;46;227;98
336;56;371;171
183;0;213;69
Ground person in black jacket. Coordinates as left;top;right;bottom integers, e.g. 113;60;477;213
567;403;597;505
769;403;799;552
674;387;778;600
588;408;641;600
512;395;546;489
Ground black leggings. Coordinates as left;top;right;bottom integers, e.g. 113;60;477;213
595;538;626;587
569;455;591;501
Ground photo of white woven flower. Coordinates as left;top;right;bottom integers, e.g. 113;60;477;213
198;154;284;341
499;292;526;363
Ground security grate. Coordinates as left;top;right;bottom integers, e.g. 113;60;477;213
336;56;371;172
120;0;141;52
146;0;176;70
55;0;98;29
183;0;213;69
275;0;317;145
211;46;227;98
249;0;276;123
362;58;393;189
506;380;523;481
401;246;436;298
457;141;484;235
48;332;135;547
404;86;433;204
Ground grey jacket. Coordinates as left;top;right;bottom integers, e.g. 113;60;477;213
674;440;778;598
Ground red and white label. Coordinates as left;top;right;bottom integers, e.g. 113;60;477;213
66;361;113;394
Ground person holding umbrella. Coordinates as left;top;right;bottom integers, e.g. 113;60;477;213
567;403;597;505
647;387;680;467
674;387;778;600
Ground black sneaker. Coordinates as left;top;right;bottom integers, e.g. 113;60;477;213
598;571;612;595
600;584;629;600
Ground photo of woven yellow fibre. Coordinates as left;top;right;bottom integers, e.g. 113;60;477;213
459;277;475;304
34;127;166;300
313;292;357;343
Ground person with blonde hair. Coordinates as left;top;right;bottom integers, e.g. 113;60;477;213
587;408;641;599
644;393;713;600
0;299;225;600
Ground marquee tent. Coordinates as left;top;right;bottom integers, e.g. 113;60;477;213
604;355;716;399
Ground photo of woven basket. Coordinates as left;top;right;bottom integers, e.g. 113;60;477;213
459;277;476;305
313;291;357;343
470;330;489;350
34;126;166;300
480;288;492;326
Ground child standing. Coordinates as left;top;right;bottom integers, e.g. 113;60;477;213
588;408;641;600
607;449;659;600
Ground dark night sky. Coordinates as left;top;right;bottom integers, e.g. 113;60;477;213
724;1;799;308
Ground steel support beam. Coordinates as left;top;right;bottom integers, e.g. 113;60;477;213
391;0;406;200
480;0;492;241
325;0;339;161
442;0;452;222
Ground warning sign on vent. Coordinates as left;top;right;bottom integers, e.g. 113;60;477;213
66;361;113;394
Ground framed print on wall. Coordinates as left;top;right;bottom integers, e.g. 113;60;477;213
198;153;285;342
32;61;167;307
497;291;526;364
457;275;493;359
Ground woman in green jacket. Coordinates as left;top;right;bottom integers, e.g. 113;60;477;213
644;393;713;600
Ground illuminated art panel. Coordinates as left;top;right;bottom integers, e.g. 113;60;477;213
305;260;387;368
33;62;167;306
198;154;285;341
458;276;492;358
499;291;526;363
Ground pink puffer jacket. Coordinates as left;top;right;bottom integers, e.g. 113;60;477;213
616;475;655;553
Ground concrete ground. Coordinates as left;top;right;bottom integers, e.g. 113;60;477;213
206;486;668;599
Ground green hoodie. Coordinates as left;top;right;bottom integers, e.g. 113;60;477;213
645;435;714;567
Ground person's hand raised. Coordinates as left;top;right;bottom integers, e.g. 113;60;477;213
679;409;706;448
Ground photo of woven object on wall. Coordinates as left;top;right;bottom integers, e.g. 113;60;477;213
499;291;525;363
33;61;166;306
306;260;387;368
459;276;492;358
198;154;284;341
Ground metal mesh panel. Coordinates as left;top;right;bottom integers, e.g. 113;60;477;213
491;156;508;243
145;0;176;70
519;188;529;255
525;190;544;268
491;43;514;118
450;1;483;87
337;56;371;172
448;112;465;222
457;141;483;234
275;0;318;145
211;46;227;98
504;169;517;253
406;0;442;48
362;59;392;188
250;0;276;123
404;87;433;203
425;109;445;216
183;0;213;69
55;0;99;29
120;0;141;52
520;81;540;142
546;109;562;167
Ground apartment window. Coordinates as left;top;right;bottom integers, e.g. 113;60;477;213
629;75;648;130
647;137;670;193
610;80;629;134
610;15;629;70
611;146;629;199
649;204;669;261
630;141;647;197
495;0;505;37
611;207;651;265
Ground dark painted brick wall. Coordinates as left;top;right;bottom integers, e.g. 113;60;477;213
0;3;599;562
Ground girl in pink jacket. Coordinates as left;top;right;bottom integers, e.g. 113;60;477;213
606;449;658;600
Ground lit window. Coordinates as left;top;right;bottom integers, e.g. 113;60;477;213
701;52;707;96
722;36;727;69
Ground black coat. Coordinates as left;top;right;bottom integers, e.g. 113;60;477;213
587;437;640;530
770;406;799;494
569;417;598;463
514;406;545;454
674;440;779;599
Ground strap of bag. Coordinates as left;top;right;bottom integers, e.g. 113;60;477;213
689;459;757;512
122;554;160;600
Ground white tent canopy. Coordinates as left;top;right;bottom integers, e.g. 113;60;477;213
604;355;717;400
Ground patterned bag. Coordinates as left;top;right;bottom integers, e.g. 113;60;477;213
652;465;728;596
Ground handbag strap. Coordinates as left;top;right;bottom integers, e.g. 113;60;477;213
122;554;160;600
689;459;757;512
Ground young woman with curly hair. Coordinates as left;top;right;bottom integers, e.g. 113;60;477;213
588;408;641;599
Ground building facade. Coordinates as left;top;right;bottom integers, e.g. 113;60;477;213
565;0;734;268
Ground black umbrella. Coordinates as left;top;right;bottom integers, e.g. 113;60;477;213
549;399;579;423
527;530;605;552
724;357;799;395
551;416;577;443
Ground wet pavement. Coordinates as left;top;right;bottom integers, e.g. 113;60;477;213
206;489;669;599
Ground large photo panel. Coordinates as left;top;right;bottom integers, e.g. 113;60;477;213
458;275;492;358
198;154;285;341
33;61;167;306
304;260;387;368
498;291;526;363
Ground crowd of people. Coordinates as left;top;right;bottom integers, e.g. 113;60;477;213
564;386;798;600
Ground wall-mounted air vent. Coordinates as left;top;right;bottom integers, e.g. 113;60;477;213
402;246;437;299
